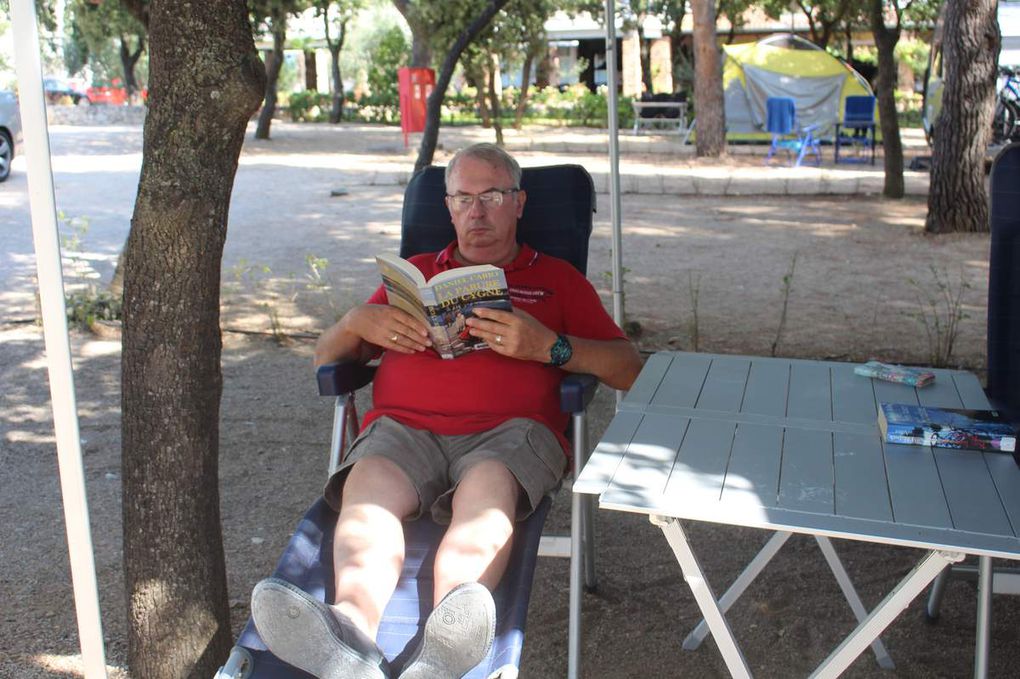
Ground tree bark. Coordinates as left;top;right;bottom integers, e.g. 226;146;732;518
870;0;904;198
691;0;726;157
255;17;286;140
119;33;145;99
515;50;534;129
392;0;433;68
324;14;349;124
304;49;317;91
122;2;264;678
926;0;999;233
414;0;511;172
487;54;504;145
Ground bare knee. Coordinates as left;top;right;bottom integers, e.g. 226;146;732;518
434;459;520;595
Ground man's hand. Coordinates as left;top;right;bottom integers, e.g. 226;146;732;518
348;304;432;354
465;307;557;363
315;304;431;366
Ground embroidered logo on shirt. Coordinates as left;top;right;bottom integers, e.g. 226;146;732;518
509;285;553;305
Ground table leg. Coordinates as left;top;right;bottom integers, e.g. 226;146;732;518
652;515;753;679
809;550;964;679
814;537;894;669
974;555;992;679
683;531;792;650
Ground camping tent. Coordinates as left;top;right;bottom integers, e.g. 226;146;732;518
723;34;875;137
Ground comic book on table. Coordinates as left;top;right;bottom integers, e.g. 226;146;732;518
376;253;511;360
878;402;1018;452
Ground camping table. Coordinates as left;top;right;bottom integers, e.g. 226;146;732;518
575;351;1020;678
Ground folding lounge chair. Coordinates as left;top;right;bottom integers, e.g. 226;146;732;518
924;143;1020;618
834;95;877;165
765;96;821;167
216;164;602;679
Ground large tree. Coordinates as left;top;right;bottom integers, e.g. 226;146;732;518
314;0;364;124
868;0;940;199
691;0;726;156
70;0;148;99
926;0;999;233
121;1;264;677
412;0;512;171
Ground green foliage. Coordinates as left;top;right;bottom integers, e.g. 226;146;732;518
288;90;332;121
365;24;408;104
58;211;124;331
895;38;930;80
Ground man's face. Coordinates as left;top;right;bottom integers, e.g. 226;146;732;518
445;155;526;266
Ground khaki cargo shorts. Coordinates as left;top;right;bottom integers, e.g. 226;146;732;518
323;416;566;524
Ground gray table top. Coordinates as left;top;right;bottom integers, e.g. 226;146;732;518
575;352;1020;559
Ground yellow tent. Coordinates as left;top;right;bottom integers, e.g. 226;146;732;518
722;34;875;139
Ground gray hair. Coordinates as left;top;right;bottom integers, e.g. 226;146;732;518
445;143;522;190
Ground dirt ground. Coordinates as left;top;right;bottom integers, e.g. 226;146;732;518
1;123;1014;678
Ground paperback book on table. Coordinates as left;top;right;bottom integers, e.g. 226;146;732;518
854;360;935;387
878;402;1017;452
376;253;512;360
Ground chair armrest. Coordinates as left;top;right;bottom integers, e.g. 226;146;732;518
560;373;598;414
316;361;377;396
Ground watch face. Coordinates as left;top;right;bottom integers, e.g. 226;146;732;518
550;335;572;366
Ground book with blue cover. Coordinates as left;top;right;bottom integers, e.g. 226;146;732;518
878;403;1017;452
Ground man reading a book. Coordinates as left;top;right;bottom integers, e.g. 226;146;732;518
252;143;642;679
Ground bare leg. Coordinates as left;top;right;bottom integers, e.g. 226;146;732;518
333;456;420;638
433;459;521;601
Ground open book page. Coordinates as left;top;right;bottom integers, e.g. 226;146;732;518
426;267;511;358
376;254;430;324
375;253;511;359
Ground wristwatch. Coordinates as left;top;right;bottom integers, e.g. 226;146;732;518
548;334;573;367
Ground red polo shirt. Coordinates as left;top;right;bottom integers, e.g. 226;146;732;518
361;242;626;454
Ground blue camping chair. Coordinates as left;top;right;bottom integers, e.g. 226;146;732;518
924;143;1020;618
216;165;602;679
834;95;877;165
765;96;821;167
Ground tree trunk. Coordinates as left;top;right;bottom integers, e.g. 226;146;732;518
535;46;551;88
324;14;348;125
515;51;534;129
926;0;999;234
392;1;433;68
122;2;264;678
329;43;344;123
487;55;504;145
691;0;726;157
119;34;145;99
304;49;317;90
414;0;511;172
870;0;904;198
255;19;285;140
639;24;653;93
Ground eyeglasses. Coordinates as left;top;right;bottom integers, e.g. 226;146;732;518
445;188;519;212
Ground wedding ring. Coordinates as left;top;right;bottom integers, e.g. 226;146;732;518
495;335;503;345
390;334;399;342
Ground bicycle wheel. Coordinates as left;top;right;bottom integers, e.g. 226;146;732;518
992;99;1018;144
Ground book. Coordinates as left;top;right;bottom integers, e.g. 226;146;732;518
878;402;1018;452
376;252;512;360
855;360;935;388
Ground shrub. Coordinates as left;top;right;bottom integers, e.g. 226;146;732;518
288;90;332;122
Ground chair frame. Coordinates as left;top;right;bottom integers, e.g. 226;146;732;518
764;96;821;167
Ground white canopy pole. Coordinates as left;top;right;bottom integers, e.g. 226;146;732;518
10;1;108;677
604;0;624;330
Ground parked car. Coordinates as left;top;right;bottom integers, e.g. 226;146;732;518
0;89;23;183
43;77;91;106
